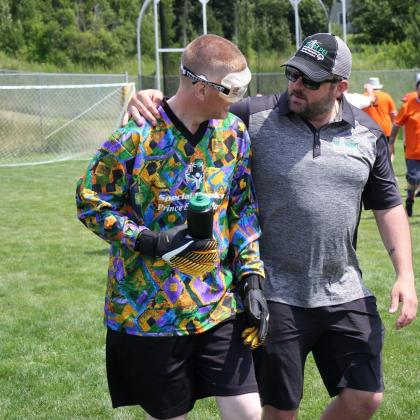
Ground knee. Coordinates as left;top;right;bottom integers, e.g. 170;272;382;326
223;405;261;420
367;392;384;413
216;394;262;420
242;406;262;420
342;389;383;416
262;405;297;420
229;402;261;420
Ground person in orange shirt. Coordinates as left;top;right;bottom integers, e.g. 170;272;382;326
363;77;397;144
401;73;420;198
389;79;420;216
402;91;418;103
401;73;420;103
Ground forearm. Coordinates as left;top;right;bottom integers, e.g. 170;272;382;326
233;240;265;279
373;205;414;280
76;150;143;249
228;189;264;278
388;124;400;144
390;111;397;124
228;128;264;277
77;181;144;249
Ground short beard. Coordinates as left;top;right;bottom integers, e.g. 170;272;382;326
288;85;337;121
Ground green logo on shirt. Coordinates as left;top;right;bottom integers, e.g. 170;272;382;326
332;137;359;151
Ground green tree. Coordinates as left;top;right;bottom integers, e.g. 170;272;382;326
0;0;25;54
299;0;329;36
2;0;416;73
398;1;420;68
159;0;177;91
349;0;419;68
209;0;236;40
349;0;417;44
253;0;291;53
235;0;255;60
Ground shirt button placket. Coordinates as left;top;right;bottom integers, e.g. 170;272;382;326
313;131;321;158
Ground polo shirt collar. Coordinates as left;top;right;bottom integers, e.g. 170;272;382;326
340;94;356;128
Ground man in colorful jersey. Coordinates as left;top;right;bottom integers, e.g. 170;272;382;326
389;78;420;216
76;34;268;420
126;32;417;420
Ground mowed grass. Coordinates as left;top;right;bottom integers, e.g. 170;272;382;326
0;139;419;419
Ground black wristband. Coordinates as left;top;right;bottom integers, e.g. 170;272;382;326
241;274;262;298
135;229;158;256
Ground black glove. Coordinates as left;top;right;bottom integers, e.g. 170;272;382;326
135;225;219;277
240;274;269;349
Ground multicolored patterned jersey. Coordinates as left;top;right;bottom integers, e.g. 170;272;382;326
76;101;264;336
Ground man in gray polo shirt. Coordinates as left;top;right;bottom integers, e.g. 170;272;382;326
126;33;417;420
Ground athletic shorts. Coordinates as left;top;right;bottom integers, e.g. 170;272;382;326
406;159;420;185
106;315;258;419
253;297;385;410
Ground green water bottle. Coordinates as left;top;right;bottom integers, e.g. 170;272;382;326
187;193;214;239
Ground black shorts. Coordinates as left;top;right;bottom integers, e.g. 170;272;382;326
253;297;385;410
106;315;258;419
406;159;420;185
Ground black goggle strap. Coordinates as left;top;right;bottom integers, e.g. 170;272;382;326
180;65;231;95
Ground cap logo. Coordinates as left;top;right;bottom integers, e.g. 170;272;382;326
301;40;328;61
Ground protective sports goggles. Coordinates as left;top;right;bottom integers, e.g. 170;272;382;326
285;66;342;90
180;64;251;103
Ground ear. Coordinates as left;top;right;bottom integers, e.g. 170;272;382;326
336;79;349;97
193;82;207;101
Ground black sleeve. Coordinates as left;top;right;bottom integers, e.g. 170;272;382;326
229;93;286;130
229;98;251;129
362;133;402;210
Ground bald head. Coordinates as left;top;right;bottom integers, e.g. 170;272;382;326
181;34;247;83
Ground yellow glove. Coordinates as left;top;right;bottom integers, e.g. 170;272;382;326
135;225;219;277
240;275;269;349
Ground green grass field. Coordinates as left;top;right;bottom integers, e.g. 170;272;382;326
0;140;419;419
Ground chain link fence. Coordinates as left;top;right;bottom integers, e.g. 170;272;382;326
0;82;134;166
1;69;418;167
0;70;129;86
139;69;420;104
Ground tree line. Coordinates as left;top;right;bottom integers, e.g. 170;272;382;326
0;0;418;72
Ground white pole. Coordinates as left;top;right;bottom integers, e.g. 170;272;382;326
142;0;209;92
295;2;300;48
202;1;207;34
136;0;152;88
199;0;209;34
153;0;161;91
289;0;302;49
342;0;347;43
316;0;330;33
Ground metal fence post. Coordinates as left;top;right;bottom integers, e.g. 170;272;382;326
37;75;45;142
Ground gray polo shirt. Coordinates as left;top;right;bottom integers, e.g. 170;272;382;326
231;93;401;307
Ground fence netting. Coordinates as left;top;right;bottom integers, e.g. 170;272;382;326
0;82;134;167
1;68;418;167
0;71;128;86
140;69;419;103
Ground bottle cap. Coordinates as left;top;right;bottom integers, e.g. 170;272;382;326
189;193;212;212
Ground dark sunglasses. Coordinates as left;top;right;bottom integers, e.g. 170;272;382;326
285;66;342;90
